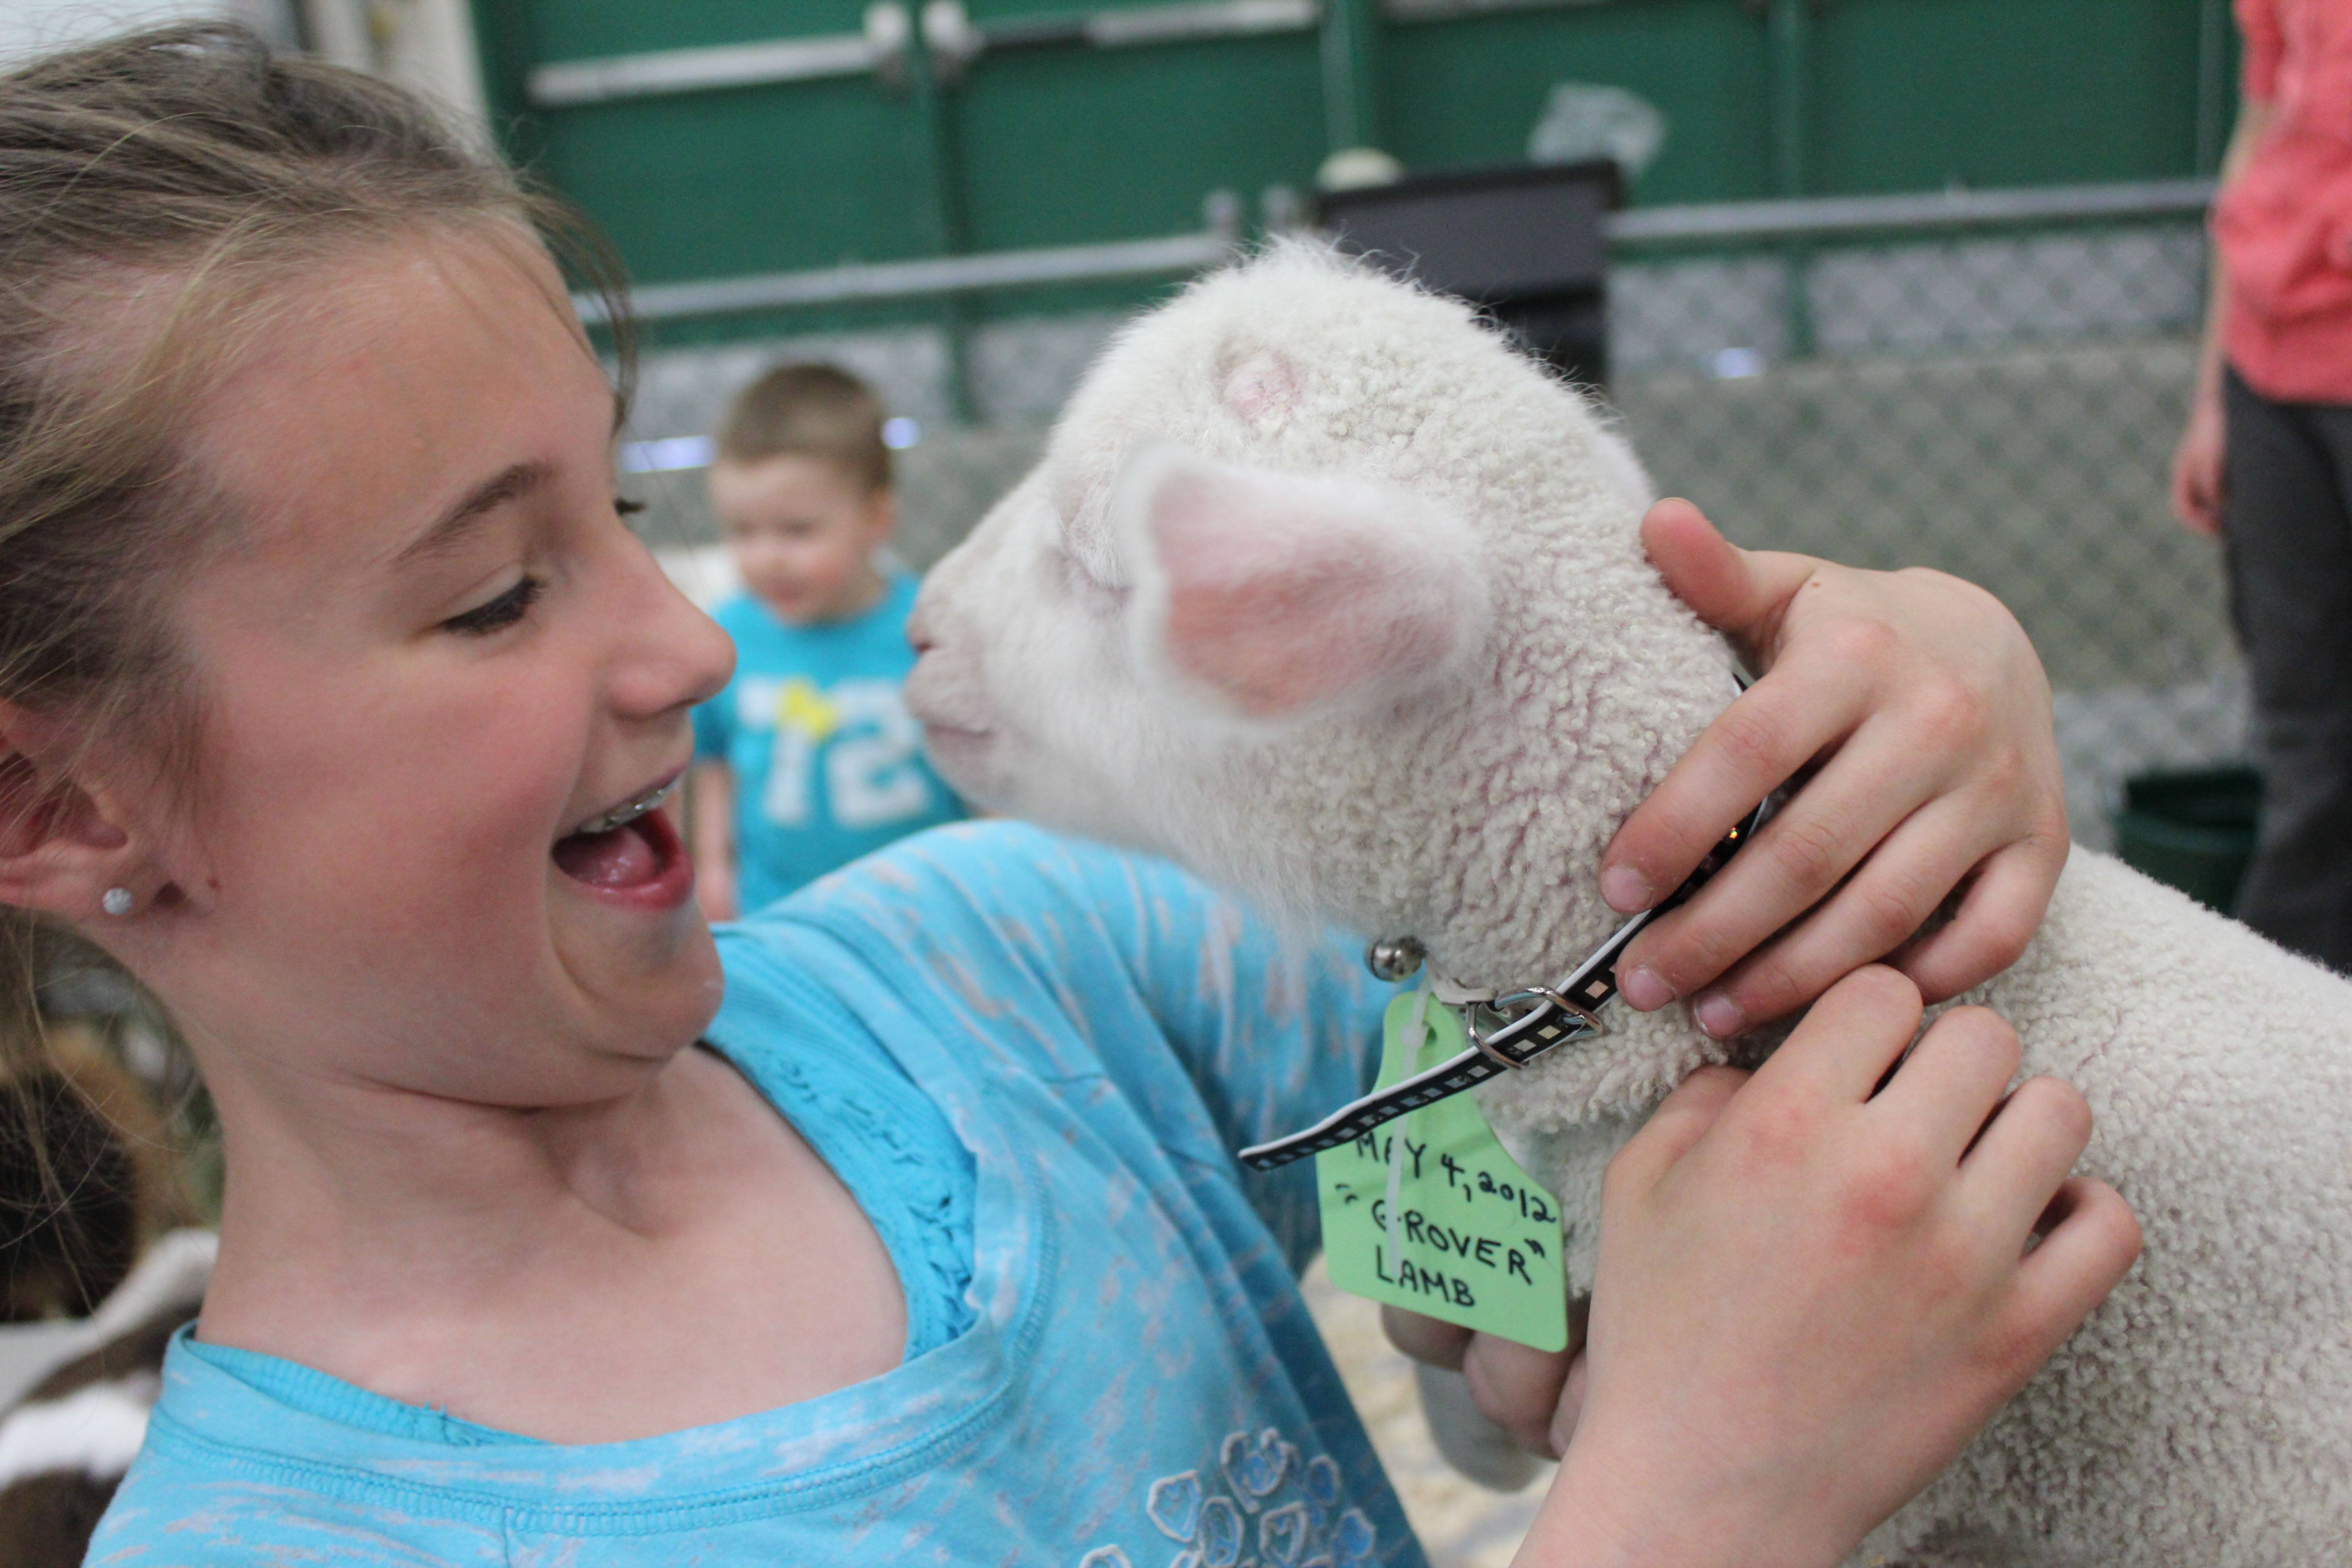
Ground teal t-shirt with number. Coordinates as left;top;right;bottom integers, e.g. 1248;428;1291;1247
693;573;964;910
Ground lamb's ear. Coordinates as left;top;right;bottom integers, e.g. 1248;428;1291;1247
1113;446;1489;723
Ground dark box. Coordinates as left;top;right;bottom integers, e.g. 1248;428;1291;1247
1317;159;1621;388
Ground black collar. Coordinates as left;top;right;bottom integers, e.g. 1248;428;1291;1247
1237;799;1769;1173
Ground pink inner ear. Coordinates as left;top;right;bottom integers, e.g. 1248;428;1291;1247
1220;350;1302;426
1148;465;1466;720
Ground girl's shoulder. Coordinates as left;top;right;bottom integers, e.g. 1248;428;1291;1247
713;821;1385;1172
744;820;1192;948
709;820;1189;1064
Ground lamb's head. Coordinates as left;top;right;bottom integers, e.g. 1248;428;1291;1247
909;245;1743;1124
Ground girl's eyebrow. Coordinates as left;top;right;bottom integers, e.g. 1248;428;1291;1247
397;461;551;565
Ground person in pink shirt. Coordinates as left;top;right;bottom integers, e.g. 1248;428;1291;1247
2173;0;2352;969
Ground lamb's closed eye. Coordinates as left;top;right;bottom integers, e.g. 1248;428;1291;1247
1053;544;1129;617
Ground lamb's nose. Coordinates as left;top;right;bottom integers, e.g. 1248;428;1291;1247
906;603;937;655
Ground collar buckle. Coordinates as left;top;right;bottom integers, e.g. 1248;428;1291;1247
1237;793;1772;1173
1465;986;1606;1069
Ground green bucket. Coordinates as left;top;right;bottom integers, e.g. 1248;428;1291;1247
2110;765;2262;916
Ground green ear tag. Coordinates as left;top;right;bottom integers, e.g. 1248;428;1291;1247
1317;988;1569;1352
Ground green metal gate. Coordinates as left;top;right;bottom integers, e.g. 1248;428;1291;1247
472;0;2236;354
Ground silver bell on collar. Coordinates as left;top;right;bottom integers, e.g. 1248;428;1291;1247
1363;936;1426;983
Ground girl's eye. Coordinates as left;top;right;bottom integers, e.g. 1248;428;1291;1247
615;496;647;518
441;575;544;637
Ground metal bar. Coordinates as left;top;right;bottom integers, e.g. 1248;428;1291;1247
1606;178;2217;246
1382;0;1603;20
1082;0;1316;47
537;0;1315;104
1766;0;1814;356
978;13;1090;52
1319;0;1379;152
1768;0;1808;198
528;32;875;107
970;0;1316;55
2195;0;2233;175
541;0;1326;108
907;6;980;424
579;180;2217;328
582;230;1236;326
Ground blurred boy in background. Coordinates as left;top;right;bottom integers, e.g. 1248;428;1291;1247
689;365;964;920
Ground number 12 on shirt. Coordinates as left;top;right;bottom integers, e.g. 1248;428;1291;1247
1316;990;1570;1352
759;677;935;830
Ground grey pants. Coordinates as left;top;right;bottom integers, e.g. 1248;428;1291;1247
2223;367;2352;970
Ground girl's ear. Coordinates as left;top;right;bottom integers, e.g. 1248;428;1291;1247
1112;446;1489;723
0;707;147;921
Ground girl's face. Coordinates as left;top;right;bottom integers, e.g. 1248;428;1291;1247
139;233;735;1107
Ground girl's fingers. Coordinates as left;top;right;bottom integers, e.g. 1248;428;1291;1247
1462;1332;1577;1459
1743;965;1925;1106
1637;500;1823;660
1607;1063;1748;1192
2000;1177;2143;1376
1601;652;1873;929
1635;498;1765;632
1382;1305;1473;1370
1691;792;2015;1034
1959;1076;2097;1249
1613;516;2067;1027
1545;1348;1591;1460
1891;836;2067;1003
1628;690;2063;1028
1871;1005;2022;1167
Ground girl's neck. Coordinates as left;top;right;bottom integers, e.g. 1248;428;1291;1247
199;1044;726;1333
191;1040;910;1441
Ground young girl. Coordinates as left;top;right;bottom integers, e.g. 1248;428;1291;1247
0;27;2133;1568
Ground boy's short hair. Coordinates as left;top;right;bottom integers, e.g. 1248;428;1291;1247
715;363;891;493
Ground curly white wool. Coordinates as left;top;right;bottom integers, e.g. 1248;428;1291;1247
906;244;2352;1565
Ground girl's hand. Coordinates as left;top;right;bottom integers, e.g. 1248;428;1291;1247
2170;392;2227;537
1502;967;2139;1568
1603;500;2067;1039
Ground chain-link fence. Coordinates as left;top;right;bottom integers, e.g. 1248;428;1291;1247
1609;208;2238;848
623;192;2241;849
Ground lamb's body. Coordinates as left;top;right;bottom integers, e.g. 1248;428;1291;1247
1896;857;2352;1562
905;246;2352;1563
1512;851;2352;1564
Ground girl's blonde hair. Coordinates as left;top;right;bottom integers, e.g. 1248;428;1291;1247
0;22;631;1310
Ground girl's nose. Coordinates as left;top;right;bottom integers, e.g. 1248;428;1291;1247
611;539;735;719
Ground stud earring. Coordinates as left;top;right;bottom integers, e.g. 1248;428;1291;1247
101;887;133;917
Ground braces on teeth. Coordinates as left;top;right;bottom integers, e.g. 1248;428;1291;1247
573;777;678;836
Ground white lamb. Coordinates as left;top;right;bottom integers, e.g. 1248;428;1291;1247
903;245;2352;1565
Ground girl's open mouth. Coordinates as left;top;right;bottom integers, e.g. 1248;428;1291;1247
552;775;692;904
